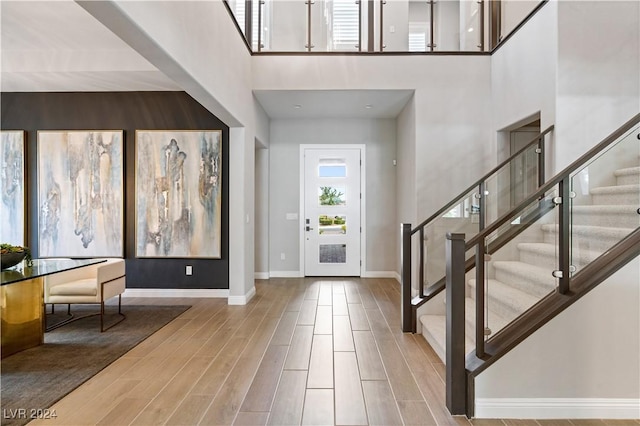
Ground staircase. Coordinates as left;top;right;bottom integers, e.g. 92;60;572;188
419;161;640;363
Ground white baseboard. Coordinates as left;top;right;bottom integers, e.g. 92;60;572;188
361;271;400;281
475;398;640;419
228;286;256;305
123;288;229;298
269;271;303;278
255;272;269;280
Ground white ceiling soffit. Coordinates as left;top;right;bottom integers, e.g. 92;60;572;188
253;90;414;119
0;0;180;92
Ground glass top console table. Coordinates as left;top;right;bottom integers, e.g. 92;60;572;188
1;258;107;358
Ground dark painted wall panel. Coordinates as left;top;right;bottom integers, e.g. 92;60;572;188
1;91;229;289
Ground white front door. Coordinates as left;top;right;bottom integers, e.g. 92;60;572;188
303;148;361;276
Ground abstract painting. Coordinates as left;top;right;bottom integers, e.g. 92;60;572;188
37;131;124;257
135;130;222;258
1;131;25;246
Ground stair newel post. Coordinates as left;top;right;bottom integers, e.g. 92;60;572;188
475;241;485;358
558;178;571;294
401;223;413;332
446;232;467;415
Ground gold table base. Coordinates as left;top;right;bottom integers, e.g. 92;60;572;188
1;277;45;358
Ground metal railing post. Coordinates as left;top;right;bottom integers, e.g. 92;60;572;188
446;232;467;415
475;243;486;358
401;223;413;332
558;178;571;294
538;135;546;188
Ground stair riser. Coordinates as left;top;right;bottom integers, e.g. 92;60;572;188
519;249;594;271
469;287;530;323
571;211;639;228
592;191;639;205
617;174;640;186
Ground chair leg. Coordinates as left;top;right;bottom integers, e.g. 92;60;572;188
101;294;125;332
45;304;77;332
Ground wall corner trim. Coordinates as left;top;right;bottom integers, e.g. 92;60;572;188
475;398;640;419
123;288;229;298
228;286;257;305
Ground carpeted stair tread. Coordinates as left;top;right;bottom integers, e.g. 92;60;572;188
590;183;640;195
541;223;634;238
468;278;540;321
517;242;602;269
614;166;640;185
420;314;475;363
571;205;639;228
491;260;556;297
590;183;640;204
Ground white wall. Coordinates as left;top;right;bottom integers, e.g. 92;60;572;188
554;0;640;171
490;0;557;163
475;259;640;418
254;54;492;226
268;118;397;276
255;147;269;278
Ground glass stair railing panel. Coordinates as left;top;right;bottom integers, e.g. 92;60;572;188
481;186;559;340
569;123;640;275
484;141;542;225
422;186;481;288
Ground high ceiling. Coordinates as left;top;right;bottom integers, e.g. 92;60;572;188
1;1;412;119
0;0;180;92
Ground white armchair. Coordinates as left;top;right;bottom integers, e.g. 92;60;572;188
44;258;126;332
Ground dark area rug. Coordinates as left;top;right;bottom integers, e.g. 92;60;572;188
0;304;190;426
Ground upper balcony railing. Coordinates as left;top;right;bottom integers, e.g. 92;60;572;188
225;0;546;54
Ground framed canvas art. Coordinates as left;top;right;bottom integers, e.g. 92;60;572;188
135;130;222;258
37;130;124;257
1;131;26;246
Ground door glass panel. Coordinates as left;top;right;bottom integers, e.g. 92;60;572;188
319;244;346;263
319;215;347;235
318;186;346;206
319;165;347;178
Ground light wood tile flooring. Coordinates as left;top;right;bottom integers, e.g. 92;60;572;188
29;278;640;426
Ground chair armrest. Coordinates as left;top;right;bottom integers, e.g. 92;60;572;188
97;259;125;285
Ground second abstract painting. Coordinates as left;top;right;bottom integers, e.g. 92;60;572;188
135;130;222;258
37;130;124;257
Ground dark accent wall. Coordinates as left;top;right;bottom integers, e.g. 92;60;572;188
1;92;229;289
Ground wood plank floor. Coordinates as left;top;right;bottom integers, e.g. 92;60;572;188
29;278;640;426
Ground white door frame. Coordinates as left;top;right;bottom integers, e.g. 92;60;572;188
299;144;366;277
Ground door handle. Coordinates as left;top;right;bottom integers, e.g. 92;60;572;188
306;226;314;231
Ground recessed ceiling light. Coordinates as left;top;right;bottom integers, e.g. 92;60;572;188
365;104;373;109
294;104;302;109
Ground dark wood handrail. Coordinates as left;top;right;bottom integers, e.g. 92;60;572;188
466;112;640;250
411;125;554;235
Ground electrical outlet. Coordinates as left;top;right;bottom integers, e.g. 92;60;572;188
186;265;193;275
280;253;286;261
